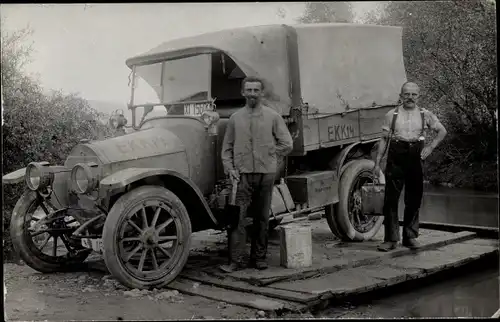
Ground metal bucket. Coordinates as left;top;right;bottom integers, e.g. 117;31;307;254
361;183;385;216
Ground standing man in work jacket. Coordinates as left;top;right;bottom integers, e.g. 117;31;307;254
374;82;447;252
220;76;294;272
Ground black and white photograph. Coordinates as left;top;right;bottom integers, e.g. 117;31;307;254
1;2;498;320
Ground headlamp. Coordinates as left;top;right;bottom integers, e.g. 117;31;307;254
25;162;53;191
71;162;99;194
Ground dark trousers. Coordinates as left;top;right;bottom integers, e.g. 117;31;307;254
383;140;424;242
229;173;275;264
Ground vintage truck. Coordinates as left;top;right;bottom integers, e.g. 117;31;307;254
2;23;407;289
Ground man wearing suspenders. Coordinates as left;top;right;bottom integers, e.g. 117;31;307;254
373;82;447;251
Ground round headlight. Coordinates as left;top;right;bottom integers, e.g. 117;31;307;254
71;163;98;194
25;162;53;191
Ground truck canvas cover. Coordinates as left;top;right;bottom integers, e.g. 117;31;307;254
293;23;406;115
126;25;291;114
126;23;407;116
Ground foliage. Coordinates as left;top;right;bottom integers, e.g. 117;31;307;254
298;1;497;190
298;2;354;23
362;1;498;191
2;26;112;260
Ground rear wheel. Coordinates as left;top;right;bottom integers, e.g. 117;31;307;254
102;185;192;289
326;159;384;241
325;160;357;240
9;190;90;273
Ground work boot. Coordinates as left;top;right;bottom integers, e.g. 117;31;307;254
248;259;268;270
402;238;420;250
255;261;268;270
377;241;397;252
219;262;243;273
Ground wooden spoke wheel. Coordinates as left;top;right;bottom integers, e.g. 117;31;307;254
102;186;192;289
9;190;90;273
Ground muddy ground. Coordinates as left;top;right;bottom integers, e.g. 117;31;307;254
3;229;317;320
4;261;266;321
4;260;369;320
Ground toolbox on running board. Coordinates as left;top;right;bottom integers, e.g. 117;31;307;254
285;171;338;209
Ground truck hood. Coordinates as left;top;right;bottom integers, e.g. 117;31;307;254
65;127;185;168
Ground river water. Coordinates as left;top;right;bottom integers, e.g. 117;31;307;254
400;184;498;227
320;185;499;318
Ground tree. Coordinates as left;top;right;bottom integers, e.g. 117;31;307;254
1;26;112;260
298;2;354;23
363;0;497;191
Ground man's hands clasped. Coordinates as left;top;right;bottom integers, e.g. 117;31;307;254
229;170;240;183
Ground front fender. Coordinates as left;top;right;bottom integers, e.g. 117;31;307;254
2;168;27;185
99;168;219;229
2;164;71;208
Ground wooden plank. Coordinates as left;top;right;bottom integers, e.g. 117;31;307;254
207;230;476;286
347;265;422;284
461;238;499;247
180;270;320;304
208;250;380;286
168;278;307;313
432;241;498;256
385;241;497;274
330;230;476;253
268;268;387;297
265;239;496;300
416;221;499;239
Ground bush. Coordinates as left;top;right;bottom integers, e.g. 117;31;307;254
298;2;497;191
364;0;498;191
2;26;112;261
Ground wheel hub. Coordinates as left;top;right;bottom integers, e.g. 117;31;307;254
352;191;362;213
141;228;158;247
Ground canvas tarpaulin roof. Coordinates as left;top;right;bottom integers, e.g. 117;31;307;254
126;23;408;116
126;25;291;114
293;23;407;115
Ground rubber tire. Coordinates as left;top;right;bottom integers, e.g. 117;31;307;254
325;160;358;240
102;185;192;290
9;190;90;273
332;159;385;242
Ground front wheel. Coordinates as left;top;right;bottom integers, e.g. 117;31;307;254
102;185;192;290
9;190;90;273
326;159;385;241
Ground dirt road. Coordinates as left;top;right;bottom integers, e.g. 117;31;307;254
3;261;263;321
3;229;266;321
3;228;315;320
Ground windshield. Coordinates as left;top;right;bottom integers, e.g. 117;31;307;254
130;54;212;126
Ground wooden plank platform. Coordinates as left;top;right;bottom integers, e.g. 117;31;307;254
172;219;498;315
86;219;498;316
268;241;497;294
168;278;309;314
187;220;477;286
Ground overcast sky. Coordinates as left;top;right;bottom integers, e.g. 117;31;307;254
1;3;376;104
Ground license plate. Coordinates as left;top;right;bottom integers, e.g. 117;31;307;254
183;102;213;116
81;238;103;253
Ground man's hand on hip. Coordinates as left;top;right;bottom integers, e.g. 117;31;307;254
421;146;434;160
